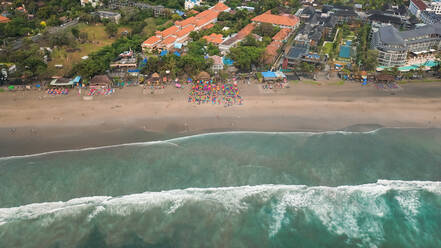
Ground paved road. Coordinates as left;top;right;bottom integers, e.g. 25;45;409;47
11;18;79;50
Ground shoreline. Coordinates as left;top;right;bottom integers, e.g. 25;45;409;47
1;81;440;156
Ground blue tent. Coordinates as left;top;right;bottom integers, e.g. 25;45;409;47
128;69;140;73
173;51;181;57
160;50;168;57
339;46;351;59
261;71;277;78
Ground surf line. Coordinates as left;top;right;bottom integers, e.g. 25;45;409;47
0;128;390;160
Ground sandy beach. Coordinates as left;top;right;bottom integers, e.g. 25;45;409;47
1;81;440;156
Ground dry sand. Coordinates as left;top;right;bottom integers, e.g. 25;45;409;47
1;81;440;156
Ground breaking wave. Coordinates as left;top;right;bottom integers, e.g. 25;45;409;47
1;180;441;248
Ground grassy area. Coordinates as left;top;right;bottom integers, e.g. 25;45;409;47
301;80;321;85
322;42;333;55
48;24;131;76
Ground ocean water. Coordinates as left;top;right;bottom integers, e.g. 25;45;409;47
0;128;440;247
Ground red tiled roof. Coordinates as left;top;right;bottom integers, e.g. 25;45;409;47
264;41;282;64
0;15;10;23
203;33;223;44
162;36;177;45
411;0;427;10
176;16;196;28
202;23;215;30
143;36;161;46
221;23;255;46
157;25;179;38
252;11;299;27
211;2;230;12
237;23;256;39
273;28;291;41
176;25;195;38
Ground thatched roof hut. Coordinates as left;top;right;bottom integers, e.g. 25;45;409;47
90;75;112;87
197;71;210;80
376;74;395;83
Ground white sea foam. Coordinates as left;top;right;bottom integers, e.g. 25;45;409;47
0;179;439;244
0;129;386;160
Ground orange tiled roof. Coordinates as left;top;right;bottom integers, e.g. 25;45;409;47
0;15;10;23
176;16;196;28
176;25;195;38
202;23;214;30
264;41;282;64
237;23;256;39
211;2;230;12
273;28;291;41
162;36;177;45
252;11;299;27
143;36;161;46
157;25;179;38
203;33;223;44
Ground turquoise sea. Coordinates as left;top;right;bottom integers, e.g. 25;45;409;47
0;128;441;247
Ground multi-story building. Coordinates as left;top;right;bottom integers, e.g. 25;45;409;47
420;10;441;24
429;1;441;14
185;0;202;10
251;10;300;29
409;0;428;18
371;23;441;66
95;11;121;24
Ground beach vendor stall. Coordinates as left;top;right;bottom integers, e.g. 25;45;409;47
49;78;75;88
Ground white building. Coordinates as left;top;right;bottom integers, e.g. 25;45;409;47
80;0;101;8
185;0;202;10
429;1;441;14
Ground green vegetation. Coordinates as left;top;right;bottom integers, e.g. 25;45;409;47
228;36;266;71
48;24;119;76
0;0;90;41
71;34;145;79
141;39;213;77
0;41;47;80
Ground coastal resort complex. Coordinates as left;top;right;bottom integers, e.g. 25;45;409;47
142;2;230;52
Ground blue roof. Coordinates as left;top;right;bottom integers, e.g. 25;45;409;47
160;50;168;56
261;71;276;78
173;51;181;57
339;45;351;59
128;69;140;72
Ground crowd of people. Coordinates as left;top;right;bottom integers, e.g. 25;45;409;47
188;80;243;107
47;88;69;95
